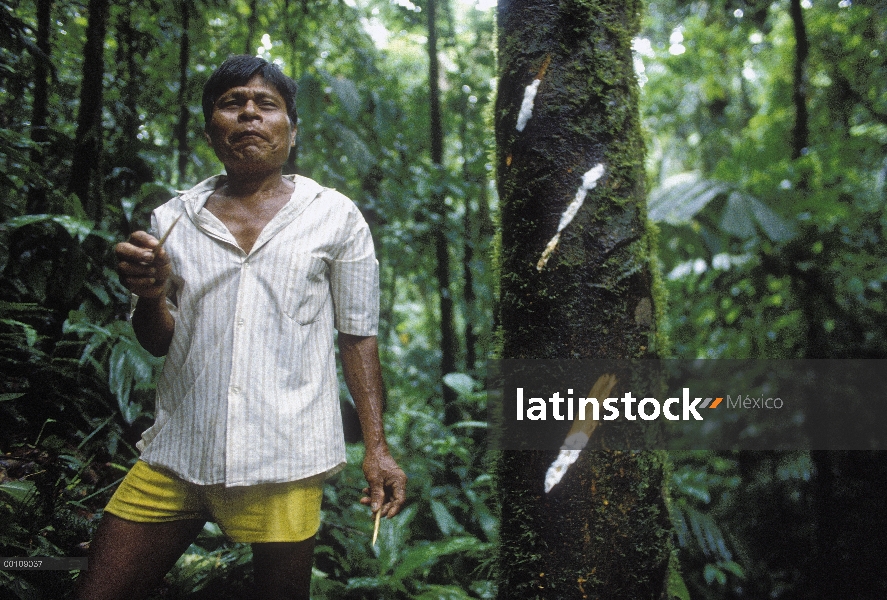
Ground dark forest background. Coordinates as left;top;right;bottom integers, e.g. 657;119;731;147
1;0;886;598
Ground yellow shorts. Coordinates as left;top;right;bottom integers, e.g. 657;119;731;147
104;461;323;543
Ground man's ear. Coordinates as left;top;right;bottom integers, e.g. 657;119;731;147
290;126;297;147
204;129;213;147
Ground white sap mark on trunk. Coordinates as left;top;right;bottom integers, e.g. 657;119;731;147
544;432;590;493
537;163;606;272
543;373;615;493
515;79;541;132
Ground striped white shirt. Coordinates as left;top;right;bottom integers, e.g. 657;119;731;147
135;174;379;487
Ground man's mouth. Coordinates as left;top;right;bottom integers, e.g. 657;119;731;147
232;131;266;142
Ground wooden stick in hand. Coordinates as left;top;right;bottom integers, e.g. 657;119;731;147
372;508;382;547
155;213;183;252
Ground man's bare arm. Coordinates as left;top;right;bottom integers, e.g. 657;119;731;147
338;332;407;518
115;231;174;357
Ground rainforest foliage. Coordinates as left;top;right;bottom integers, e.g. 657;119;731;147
0;0;885;598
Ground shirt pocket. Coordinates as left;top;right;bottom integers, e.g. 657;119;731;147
283;254;329;325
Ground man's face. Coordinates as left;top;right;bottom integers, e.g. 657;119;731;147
204;75;296;175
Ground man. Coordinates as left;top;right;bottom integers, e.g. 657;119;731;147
77;55;407;600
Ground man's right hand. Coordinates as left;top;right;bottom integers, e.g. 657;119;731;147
115;231;171;298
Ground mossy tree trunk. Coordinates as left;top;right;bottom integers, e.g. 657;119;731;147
495;1;671;598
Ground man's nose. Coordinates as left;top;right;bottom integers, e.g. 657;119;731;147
239;100;260;120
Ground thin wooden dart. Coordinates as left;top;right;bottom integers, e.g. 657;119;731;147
155;213;183;251
372;508;382;547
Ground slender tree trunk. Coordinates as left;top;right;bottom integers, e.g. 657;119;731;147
458;111;483;375
26;0;53;215
427;0;459;417
452;61;480;374
113;10;148;233
789;0;809;161
244;0;259;55
176;1;191;185
283;0;300;174
463;192;477;373
68;0;109;222
495;1;671;597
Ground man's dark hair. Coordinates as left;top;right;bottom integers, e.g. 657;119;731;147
202;55;298;126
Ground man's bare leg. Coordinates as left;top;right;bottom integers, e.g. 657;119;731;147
251;537;315;600
77;514;205;600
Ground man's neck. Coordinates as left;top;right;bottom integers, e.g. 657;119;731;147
219;168;290;202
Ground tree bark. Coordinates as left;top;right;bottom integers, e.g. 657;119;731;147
175;0;191;185
789;0;809;161
455;65;481;374
427;0;459;417
495;1;671;598
462;190;478;373
244;0;259;56
111;8;152;234
67;0;109;222
26;0;53;215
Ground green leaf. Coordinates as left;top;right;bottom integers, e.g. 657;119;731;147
0;393;25;402
721;193;796;242
332;123;376;175
443;372;476;397
665;553;691;600
703;563;727;585
0;480;37;504
345;576;384;591
0;319;37;347
648;173;729;224
5;574;40;600
746;196;797;242
413;584;475;599
325;73;362;120
2;214;98;242
430;499;465;536
108;341;149;424
392;537;490;582
723;560;745;578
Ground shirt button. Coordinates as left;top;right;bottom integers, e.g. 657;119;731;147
243;262;250;269
231;386;240;394
237;318;245;327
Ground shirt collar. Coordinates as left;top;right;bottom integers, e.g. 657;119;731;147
177;174;327;254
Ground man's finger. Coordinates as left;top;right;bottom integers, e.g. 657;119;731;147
386;473;407;517
128;230;161;248
118;261;157;276
116;243;152;264
370;482;385;513
126;277;160;288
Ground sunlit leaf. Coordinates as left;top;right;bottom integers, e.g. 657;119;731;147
443;372;476;396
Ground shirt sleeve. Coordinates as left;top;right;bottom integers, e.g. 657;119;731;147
329;207;379;336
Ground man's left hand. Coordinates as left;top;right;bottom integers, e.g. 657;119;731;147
360;449;407;518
